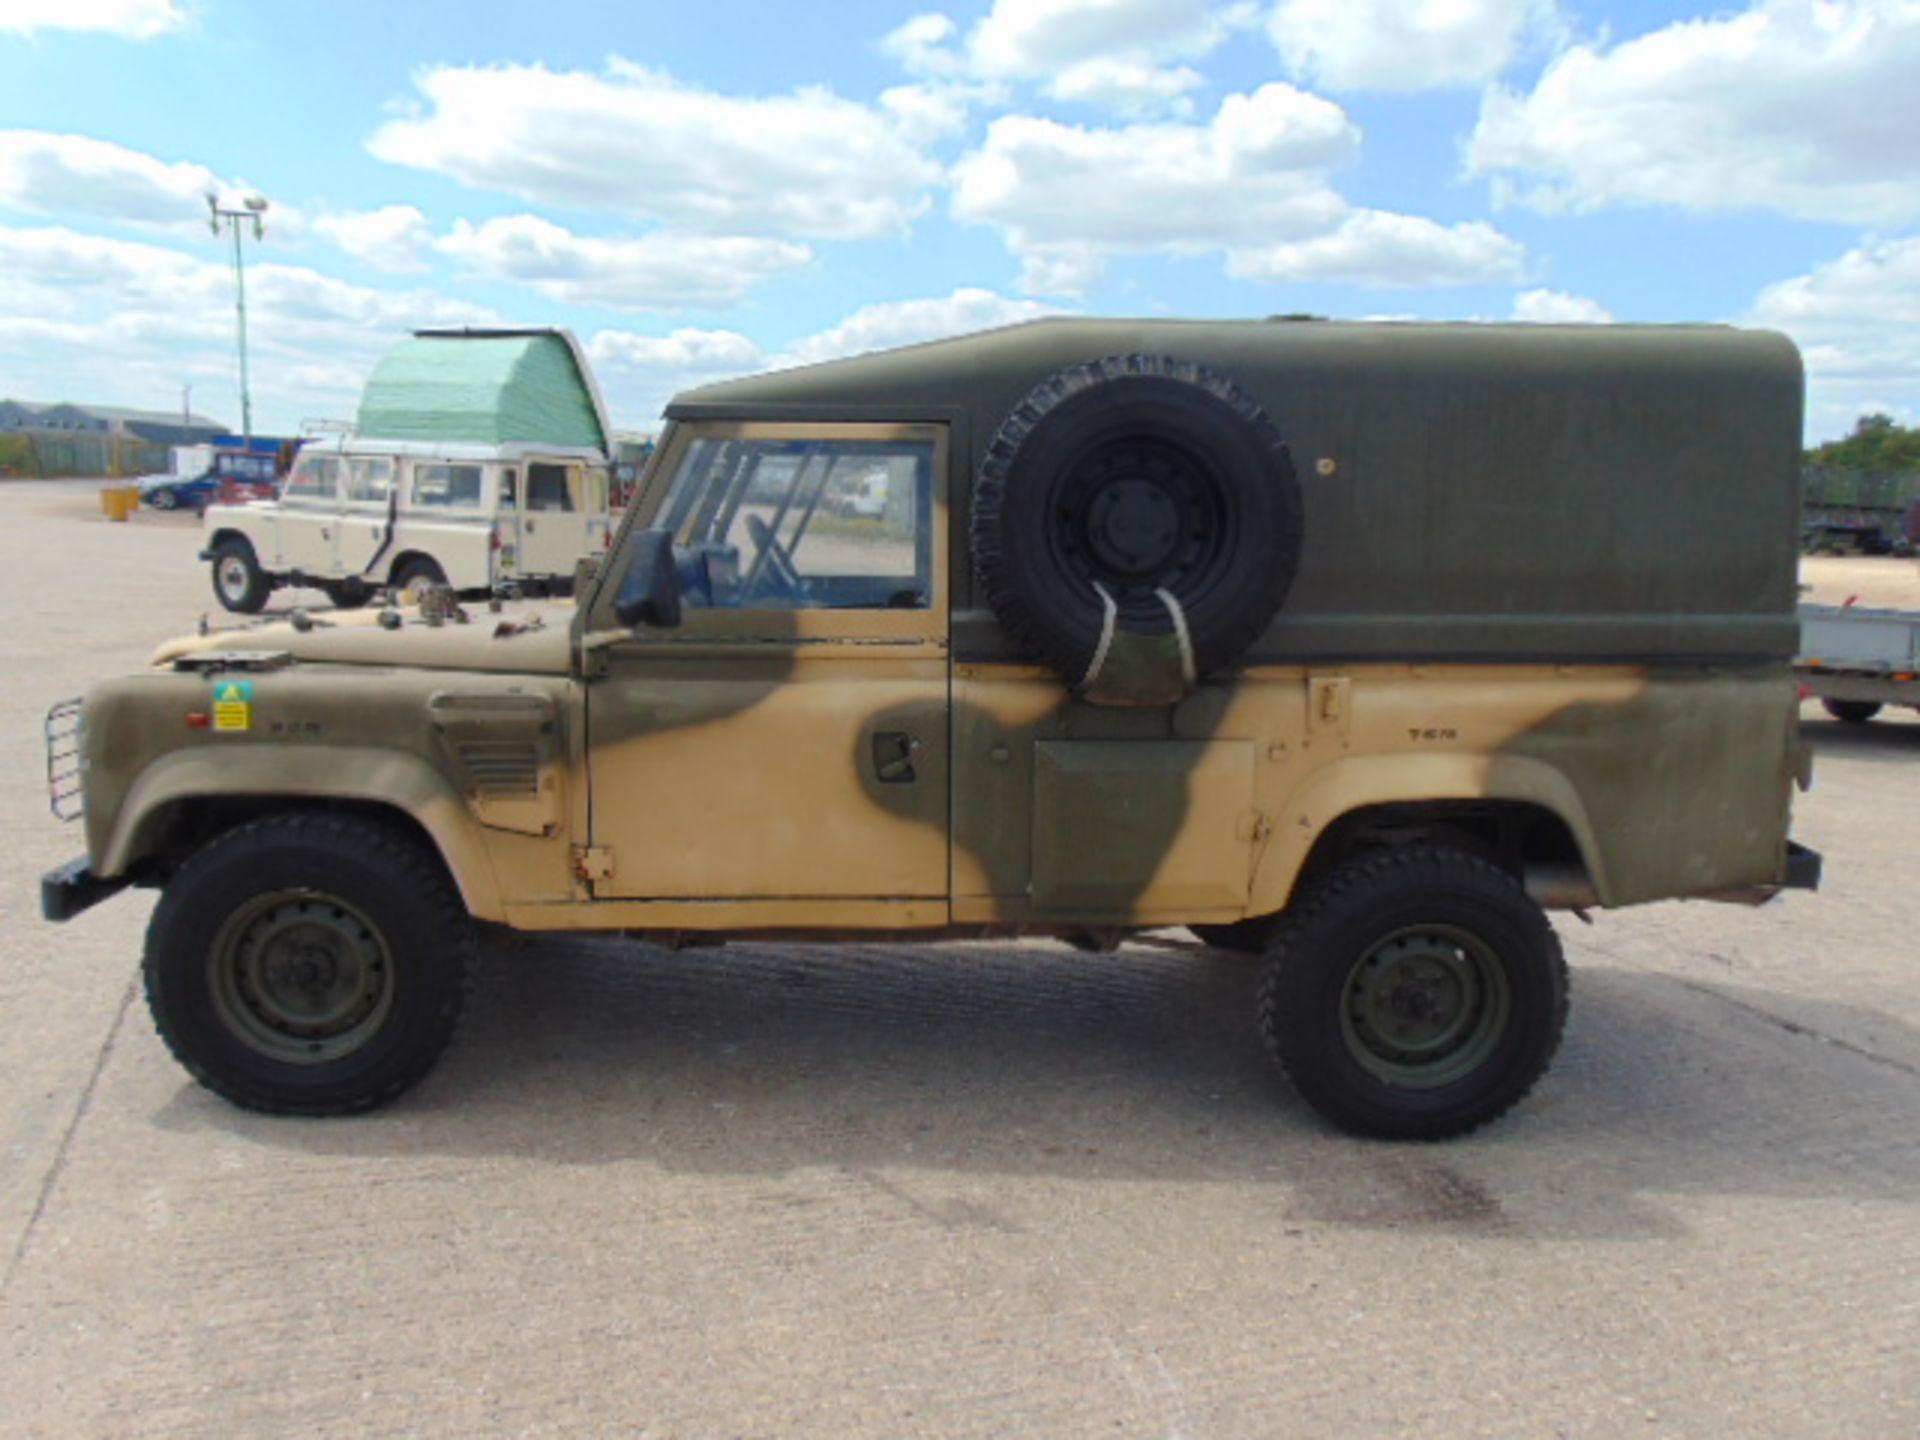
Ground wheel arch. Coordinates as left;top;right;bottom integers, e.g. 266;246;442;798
205;524;259;556
1251;753;1608;916
97;745;506;922
386;550;441;582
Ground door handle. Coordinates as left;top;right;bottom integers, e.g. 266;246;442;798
872;731;920;784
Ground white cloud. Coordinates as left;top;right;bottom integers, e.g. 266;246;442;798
0;222;498;429
436;215;811;312
1229;210;1527;287
1512;287;1612;323
0;0;182;38
0;130;214;226
1745;233;1920;437
1468;0;1920;224
1269;0;1548;91
588;328;763;372
585;292;1066;424
369;59;941;241
585;326;766;424
885;0;1248;114
882;11;966;75
1046;56;1206;114
769;287;1065;369
970;0;1241;77
952;85;1367;294
314;205;434;273
0;130;305;243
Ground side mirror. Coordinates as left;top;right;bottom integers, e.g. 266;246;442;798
614;528;682;629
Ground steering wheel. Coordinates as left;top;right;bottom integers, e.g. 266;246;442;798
744;513;805;599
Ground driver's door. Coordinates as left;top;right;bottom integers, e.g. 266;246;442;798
584;422;950;914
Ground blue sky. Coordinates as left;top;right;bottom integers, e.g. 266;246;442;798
1;0;1916;442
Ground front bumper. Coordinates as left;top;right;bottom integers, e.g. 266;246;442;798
42;857;129;923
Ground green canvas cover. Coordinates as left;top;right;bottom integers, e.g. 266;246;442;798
354;332;609;451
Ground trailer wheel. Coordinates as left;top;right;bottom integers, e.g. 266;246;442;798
1822;699;1881;725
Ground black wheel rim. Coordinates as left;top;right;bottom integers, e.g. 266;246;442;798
208;889;396;1064
1047;436;1228;624
1338;923;1511;1089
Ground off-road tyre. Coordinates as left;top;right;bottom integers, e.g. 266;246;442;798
144;813;473;1116
1822;699;1881;725
210;536;271;614
1190;915;1281;955
391;557;448;604
972;354;1304;687
1258;845;1567;1141
324;578;373;609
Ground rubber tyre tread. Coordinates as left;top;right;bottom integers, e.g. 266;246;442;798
1822;698;1881;725
143;812;473;1116
210;536;271;614
1190;915;1280;955
972;354;1304;685
1258;845;1568;1141
392;557;447;594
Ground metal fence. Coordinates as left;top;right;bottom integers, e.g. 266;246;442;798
0;431;171;479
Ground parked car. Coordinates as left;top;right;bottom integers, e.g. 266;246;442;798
200;436;614;611
45;319;1819;1141
140;452;278;512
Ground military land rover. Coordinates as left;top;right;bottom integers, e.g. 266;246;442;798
43;320;1821;1139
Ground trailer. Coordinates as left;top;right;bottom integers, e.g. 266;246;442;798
1798;602;1920;722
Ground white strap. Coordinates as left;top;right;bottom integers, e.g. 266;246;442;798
1079;581;1119;691
1155;587;1197;688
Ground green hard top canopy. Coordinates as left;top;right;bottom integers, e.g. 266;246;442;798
354;328;613;454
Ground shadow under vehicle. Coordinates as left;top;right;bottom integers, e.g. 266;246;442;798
44;318;1821;1140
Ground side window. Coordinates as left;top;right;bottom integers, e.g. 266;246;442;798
657;435;935;611
411;463;484;509
343;457;393;505
499;468;518;508
283;455;340;504
527;462;575;512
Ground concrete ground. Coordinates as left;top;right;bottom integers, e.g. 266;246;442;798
2;481;1915;1439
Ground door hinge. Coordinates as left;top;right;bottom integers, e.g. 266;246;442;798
1308;675;1350;735
572;846;614;883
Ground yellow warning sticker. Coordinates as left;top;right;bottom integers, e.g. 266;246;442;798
212;679;253;733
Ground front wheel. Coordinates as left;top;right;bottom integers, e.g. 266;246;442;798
146;486;178;511
144;814;473;1115
210;537;270;613
1259;846;1567;1140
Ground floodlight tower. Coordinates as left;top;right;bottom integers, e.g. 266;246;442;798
207;192;269;445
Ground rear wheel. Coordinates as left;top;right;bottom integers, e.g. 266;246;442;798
144;814;472;1115
146;486;179;511
210;537;270;613
391;558;447;605
1822;699;1882;725
1259;846;1567;1140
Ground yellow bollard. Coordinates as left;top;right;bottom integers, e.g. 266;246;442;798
104;485;136;521
100;485;116;517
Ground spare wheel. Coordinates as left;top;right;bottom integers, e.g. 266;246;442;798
972;354;1303;697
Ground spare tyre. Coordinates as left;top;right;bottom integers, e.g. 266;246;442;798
972;354;1303;698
